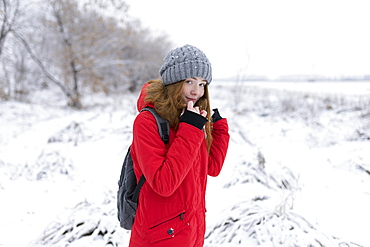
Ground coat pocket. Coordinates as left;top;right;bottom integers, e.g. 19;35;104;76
147;212;189;243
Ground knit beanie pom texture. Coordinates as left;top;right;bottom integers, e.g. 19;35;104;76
159;44;212;86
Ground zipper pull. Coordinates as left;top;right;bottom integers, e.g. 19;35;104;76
180;213;185;220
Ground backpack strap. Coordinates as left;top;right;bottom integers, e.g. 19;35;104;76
132;107;170;202
140;107;170;144
132;175;146;203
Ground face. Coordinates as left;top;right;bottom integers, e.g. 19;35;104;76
181;77;207;105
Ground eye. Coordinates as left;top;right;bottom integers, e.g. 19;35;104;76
185;80;193;84
199;82;206;87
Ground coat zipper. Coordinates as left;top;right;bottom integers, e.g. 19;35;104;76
149;212;185;229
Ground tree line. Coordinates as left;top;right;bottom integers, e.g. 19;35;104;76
0;0;173;108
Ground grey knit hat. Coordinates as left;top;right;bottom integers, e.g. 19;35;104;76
159;44;212;85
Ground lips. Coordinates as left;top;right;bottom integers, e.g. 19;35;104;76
186;97;197;103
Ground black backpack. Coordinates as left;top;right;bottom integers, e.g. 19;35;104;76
117;107;169;230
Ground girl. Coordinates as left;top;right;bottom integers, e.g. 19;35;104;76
129;44;229;247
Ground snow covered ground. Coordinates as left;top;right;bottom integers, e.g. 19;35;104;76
0;81;369;247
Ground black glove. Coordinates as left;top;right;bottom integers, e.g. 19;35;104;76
211;108;223;123
180;109;208;130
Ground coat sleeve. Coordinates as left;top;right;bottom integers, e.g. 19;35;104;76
132;111;205;197
208;118;230;176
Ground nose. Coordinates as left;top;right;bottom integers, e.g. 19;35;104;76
190;85;199;95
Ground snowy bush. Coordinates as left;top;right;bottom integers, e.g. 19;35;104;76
205;199;358;247
205;133;366;246
25;149;74;180
224;151;298;192
30;196;128;247
48;121;87;146
0;159;20;184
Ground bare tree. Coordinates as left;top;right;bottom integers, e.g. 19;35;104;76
12;0;126;107
50;0;81;107
1;37;38;101
12;30;75;102
1;0;39;100
6;0;172;106
0;0;20;57
34;0;138;106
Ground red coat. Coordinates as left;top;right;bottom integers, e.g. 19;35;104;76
129;83;229;247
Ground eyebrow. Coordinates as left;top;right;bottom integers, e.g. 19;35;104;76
191;77;207;82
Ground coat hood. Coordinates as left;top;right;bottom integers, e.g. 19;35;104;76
136;82;154;112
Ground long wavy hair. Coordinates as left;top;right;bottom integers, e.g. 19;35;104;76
145;79;213;151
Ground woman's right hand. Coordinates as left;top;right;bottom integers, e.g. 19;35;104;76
186;101;207;118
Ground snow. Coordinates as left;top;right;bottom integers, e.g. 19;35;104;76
1;81;370;246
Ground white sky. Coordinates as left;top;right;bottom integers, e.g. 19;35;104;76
125;0;370;80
